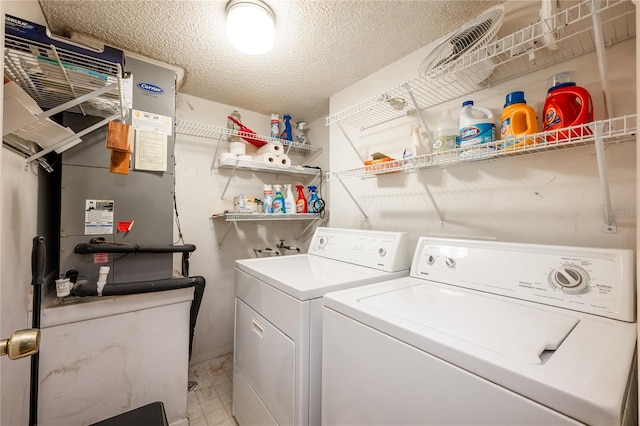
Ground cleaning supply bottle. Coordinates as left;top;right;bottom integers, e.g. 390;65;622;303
500;91;539;149
542;71;593;142
308;185;320;213
270;113;280;139
296;185;308;213
272;184;285;213
284;184;295;214
263;184;273;214
281;115;293;141
404;123;423;163
227;109;242;142
433;110;459;153
459;100;495;150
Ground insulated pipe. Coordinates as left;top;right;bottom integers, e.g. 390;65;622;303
74;242;196;254
72;276;201;296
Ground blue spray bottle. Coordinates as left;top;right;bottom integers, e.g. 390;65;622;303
272;184;285;213
307;185;320;213
281;115;293;141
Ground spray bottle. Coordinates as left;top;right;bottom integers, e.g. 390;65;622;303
270;113;280;139
281;115;293;141
263;184;273;214
272;185;285;213
308;185;320;213
284;184;295;214
404;123;423;163
296;185;308;213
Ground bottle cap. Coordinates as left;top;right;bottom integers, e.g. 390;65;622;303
504;91;526;107
462;100;474;107
548;71;577;92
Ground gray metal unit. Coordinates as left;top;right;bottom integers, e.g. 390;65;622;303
60;56;177;285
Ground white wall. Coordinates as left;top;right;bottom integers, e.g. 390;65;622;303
175;94;329;363
329;1;636;252
1;2;45;425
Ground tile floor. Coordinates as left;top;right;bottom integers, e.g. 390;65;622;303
187;353;238;426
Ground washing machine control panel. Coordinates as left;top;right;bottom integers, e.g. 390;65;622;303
309;227;411;272
410;237;634;322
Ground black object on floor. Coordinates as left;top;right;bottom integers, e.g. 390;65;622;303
90;402;169;426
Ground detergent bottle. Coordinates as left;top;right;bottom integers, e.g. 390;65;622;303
272;185;285;213
284;184;295;214
500;91;539;149
263;184;273;214
433;110;459;153
281;115;293;141
308;185;321;213
542;71;593;142
459;100;495;151
296;185;308;213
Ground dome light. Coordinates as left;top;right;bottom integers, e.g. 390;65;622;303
226;0;275;55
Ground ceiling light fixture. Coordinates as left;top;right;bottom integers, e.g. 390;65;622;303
226;0;275;55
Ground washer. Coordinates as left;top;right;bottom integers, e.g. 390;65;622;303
232;227;410;426
322;237;637;425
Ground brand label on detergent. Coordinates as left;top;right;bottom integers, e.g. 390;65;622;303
460;123;495;148
544;107;561;129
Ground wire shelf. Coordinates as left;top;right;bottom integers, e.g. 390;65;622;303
326;0;635;130
326;114;636;180
212;212;323;221
176;119;323;155
4;32;126;119
218;158;322;176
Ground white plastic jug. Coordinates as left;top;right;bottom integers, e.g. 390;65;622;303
433;110;459;153
459;101;495;149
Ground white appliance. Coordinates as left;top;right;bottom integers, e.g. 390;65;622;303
322;237;637;425
233;227;411;426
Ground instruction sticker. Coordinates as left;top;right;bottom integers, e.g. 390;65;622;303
85;199;114;235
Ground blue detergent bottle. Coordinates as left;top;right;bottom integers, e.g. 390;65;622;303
281;115;293;141
272;184;285;213
308;185;320;213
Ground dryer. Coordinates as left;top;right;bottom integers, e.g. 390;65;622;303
233;227;410;426
322;237;637;425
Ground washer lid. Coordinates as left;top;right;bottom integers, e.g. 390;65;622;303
324;277;637;425
360;282;578;365
236;255;408;300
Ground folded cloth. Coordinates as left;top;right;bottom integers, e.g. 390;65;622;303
110;150;130;175
106;121;133;152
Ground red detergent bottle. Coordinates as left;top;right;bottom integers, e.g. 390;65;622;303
542;71;593;142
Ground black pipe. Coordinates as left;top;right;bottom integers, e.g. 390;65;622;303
74;242;196;254
73;276;200;296
30;236;46;426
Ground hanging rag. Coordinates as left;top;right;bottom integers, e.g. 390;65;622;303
106;120;133;175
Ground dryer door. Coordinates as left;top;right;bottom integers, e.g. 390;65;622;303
235;298;295;425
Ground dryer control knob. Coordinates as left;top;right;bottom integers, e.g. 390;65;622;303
318;237;328;248
378;248;387;257
445;257;456;268
426;255;435;265
549;266;589;294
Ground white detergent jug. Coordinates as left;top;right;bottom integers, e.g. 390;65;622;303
459;100;495;150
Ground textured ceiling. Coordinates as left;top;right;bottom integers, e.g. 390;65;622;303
37;0;502;123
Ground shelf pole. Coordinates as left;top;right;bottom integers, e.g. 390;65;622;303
34;83;119;121
337;122;365;163
592;122;616;233
591;0;614;119
335;176;369;221
48;44;87;116
25;113;120;163
414;171;446;227
220;163;238;200
405;84;433;142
